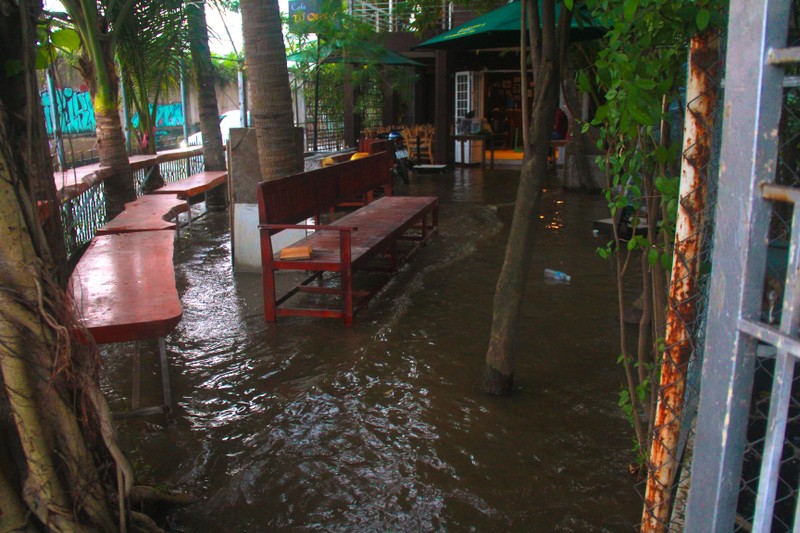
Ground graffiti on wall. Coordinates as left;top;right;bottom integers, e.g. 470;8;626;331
130;102;185;129
41;87;95;135
41;88;185;137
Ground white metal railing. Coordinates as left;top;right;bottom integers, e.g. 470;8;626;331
347;0;473;32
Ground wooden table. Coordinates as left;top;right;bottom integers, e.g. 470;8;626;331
152;170;228;199
453;134;495;169
96;194;189;236
152;170;228;226
69;231;182;417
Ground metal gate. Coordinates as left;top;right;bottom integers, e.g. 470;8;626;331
685;1;800;531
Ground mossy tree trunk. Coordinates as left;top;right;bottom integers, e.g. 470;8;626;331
0;3;143;530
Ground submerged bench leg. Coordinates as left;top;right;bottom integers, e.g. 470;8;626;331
341;231;354;326
132;341;141;410
114;339;172;420
158;337;173;418
263;268;277;322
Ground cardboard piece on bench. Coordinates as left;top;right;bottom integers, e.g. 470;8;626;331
279;245;313;260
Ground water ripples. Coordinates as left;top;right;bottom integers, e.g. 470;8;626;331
101;173;644;531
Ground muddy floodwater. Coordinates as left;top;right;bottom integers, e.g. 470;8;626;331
102;166;642;531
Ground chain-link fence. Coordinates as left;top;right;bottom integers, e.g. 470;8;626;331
661;1;800;531
638;24;726;531
732;17;800;531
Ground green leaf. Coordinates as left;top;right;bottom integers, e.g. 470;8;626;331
629;105;653;126
648;248;659;267
635;78;656;91
51;28;81;52
35;45;54;69
655;175;680;198
576;70;591;93
626;235;650;251
564;0;574;10
661;251;673;272
654;145;669;164
696;9;710;31
623;0;639;21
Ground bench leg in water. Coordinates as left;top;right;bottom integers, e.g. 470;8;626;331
158;337;173;419
341;231;354;326
132;341;141;410
114;337;172;421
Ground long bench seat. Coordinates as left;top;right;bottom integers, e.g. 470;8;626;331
258;150;438;326
96;194;189;235
68;231;181;416
152;170;228;225
152;170;227;199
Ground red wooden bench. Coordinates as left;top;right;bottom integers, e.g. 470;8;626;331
96;194;189;236
68;231;181;417
152;170;228;225
258;151;438;326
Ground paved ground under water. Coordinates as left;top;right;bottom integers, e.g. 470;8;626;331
102;165;642;531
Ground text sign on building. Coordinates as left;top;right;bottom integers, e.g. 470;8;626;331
289;0;319;26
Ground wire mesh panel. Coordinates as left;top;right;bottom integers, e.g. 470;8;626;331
640;26;725;532
60;182;106;258
733;36;800;532
684;1;798;531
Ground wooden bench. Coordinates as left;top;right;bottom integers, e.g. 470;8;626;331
68;231;181;417
152;170;228;225
258;151;438;326
96;194;189;236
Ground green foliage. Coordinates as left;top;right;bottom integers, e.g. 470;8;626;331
212;52;242;85
585;0;724;456
286;2;418;132
10;19;83;75
586;0;725;258
116;0;187;150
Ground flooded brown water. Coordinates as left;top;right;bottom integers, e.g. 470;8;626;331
102;166;641;531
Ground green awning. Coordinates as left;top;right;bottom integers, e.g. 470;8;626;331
415;1;603;51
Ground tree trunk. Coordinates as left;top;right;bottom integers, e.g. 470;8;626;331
1;3;122;530
96;106;137;214
561;57;597;190
483;0;560;395
0;4;160;530
241;0;302;181
71;4;136;219
187;0;228;210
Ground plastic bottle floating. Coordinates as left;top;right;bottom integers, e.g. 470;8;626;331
544;268;571;283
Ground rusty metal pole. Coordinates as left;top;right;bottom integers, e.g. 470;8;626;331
641;30;719;533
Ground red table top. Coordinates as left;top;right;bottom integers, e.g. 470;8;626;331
152;171;228;198
96;194;189;235
68;232;182;344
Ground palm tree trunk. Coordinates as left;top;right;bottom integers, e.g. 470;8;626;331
95;106;136;215
187;0;227;209
241;0;301;181
69;1;136;218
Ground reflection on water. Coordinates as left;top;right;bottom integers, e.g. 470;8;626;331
103;167;640;531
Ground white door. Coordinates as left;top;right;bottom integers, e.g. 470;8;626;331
454;71;484;163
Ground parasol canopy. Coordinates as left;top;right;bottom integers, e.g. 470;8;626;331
415;1;603;51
